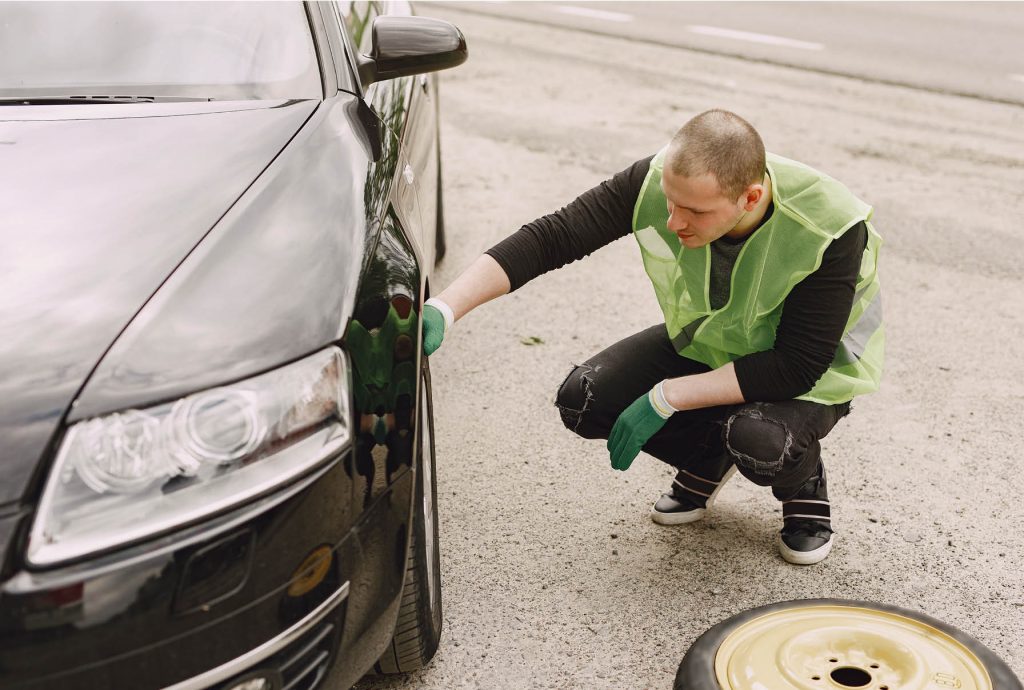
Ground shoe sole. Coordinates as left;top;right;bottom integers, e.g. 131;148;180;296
777;533;834;565
650;466;738;525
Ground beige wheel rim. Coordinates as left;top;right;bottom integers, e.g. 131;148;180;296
714;604;991;690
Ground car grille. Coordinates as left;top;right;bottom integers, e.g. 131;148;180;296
211;604;344;690
278;619;336;690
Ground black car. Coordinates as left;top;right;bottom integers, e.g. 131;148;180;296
0;2;465;688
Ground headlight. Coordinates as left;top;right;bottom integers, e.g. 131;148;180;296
28;347;351;567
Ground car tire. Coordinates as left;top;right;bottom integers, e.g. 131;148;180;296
434;146;447;265
375;362;443;674
676;598;1022;690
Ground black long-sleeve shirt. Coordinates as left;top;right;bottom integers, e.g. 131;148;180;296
485;156;868;402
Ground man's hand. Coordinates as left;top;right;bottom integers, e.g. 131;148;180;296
607;383;676;471
422;304;446;355
422;298;454;356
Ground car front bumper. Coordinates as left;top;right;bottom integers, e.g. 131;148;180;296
0;450;415;690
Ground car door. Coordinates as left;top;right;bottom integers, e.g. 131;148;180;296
343;1;429;257
342;1;438;262
379;2;440;266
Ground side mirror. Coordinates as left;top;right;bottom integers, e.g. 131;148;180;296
357;16;468;88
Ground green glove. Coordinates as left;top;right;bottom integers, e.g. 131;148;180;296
607;382;676;471
422;298;454;356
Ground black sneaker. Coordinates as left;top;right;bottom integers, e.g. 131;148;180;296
651;466;736;525
775;461;834;564
778;504;834;565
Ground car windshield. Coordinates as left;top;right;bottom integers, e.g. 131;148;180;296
0;2;321;101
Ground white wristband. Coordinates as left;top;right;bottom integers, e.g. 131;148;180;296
424;297;455;332
648;380;679;420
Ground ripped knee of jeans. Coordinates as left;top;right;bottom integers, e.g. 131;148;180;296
724;407;793;483
554;363;597;435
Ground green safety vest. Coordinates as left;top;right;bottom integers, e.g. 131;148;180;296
632;148;884;405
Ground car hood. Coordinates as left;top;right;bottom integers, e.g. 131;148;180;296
0;100;318;506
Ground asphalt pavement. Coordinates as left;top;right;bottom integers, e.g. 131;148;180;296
356;3;1024;688
436;1;1024;105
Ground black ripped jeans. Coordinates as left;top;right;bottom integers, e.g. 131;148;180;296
554;324;850;503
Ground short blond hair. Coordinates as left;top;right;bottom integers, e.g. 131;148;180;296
667;109;765;200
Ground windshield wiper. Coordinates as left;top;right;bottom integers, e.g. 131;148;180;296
0;95;214;106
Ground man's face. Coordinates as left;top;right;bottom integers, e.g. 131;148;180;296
660;167;746;249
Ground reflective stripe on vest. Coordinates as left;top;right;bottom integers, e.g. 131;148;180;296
835;286;882;366
632;148;885;405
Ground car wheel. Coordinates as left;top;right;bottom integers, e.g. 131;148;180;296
376;361;443;673
434;147;446;265
676;599;1021;690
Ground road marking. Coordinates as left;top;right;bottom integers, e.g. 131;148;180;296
552;5;633;23
1010;74;1024;83
687;25;824;51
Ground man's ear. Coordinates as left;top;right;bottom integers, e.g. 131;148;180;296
740;184;763;212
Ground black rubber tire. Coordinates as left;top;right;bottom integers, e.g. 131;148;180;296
676;598;1022;690
433;76;446;268
376;363;443;673
434;151;446;265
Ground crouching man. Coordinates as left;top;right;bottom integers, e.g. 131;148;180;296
423;109;883;565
